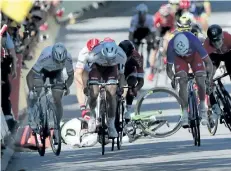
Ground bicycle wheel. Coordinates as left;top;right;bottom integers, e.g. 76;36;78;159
135;87;182;138
115;99;124;150
207;109;219;136
223;91;231;131
48;102;61;156
100;99;107;155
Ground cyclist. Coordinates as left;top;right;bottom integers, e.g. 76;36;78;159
148;3;175;81
26;42;74;132
118;40;144;121
75;39;127;138
75;38;101;120
168;0;180;13
166;32;213;127
175;0;192;22
190;0;211;32
203;25;231;115
129;3;155;62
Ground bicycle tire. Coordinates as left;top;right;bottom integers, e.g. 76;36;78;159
207;109;219;136
135;87;182;138
100;99;106;155
115;99;124;150
223;91;231;131
48;102;62;156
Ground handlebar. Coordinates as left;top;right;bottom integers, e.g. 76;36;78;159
33;80;67;91
213;72;229;82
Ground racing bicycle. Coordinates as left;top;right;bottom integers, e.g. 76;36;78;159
207;72;231;135
124;87;183;142
31;83;65;156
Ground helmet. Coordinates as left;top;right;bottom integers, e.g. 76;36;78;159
86;38;100;51
173;33;189;56
52;42;67;63
207;24;223;48
118;40;135;57
101;41;118;59
103;37;115;42
30;10;43;20
177;15;192;31
179;0;191;9
159;4;171;16
136;3;148;14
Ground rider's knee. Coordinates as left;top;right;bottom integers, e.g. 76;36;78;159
106;85;117;96
89;85;99;99
126;76;137;87
52;89;63;103
195;71;206;88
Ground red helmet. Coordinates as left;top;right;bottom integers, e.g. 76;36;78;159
179;0;191;9
86;38;100;51
103;37;115;42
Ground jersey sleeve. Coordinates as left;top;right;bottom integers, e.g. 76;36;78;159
32;47;51;73
132;50;144;77
5;32;15;49
223;31;231;49
65;52;74;74
76;47;89;69
166;40;175;64
147;15;155;32
129;15;137;33
192;34;208;59
117;47;127;74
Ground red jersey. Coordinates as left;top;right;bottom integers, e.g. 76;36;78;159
203;31;231;55
154;11;175;30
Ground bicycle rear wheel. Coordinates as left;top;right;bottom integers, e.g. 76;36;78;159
100;99;107;155
48;102;61;156
135;87;182;138
115;100;124;150
223;91;231;131
207;109;219;136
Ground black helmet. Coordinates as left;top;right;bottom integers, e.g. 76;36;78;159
207;24;223;42
118;40;135;57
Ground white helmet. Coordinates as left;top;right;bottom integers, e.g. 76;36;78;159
101;41;118;59
173;33;190;56
169;0;180;4
136;3;148;13
52;42;67;62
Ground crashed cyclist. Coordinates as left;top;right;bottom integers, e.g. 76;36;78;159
166;32;213;128
26;42;74;131
203;24;231;116
75;39;127;138
118;40;144;121
129;3;155;67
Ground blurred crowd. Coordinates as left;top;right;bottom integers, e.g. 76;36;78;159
1;0;63;149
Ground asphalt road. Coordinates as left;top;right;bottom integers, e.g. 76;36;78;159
6;1;231;171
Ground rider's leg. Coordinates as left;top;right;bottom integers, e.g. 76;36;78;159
88;64;100;132
146;33;154;67
174;56;189;127
200;14;209;33
191;55;209;125
26;69;44;129
105;66;119;138
125;75;138;120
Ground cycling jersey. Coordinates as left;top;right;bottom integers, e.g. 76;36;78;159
76;46;92;72
190;0;210;17
203;31;231;55
125;49;144;79
129;14;155;33
32;46;73;74
167;32;208;65
76;42;127;74
154;11;175;30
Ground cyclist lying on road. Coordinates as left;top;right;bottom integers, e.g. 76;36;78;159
118;40;144;121
203;24;231;117
26;42;74;136
166;32;213;128
75;38;127;138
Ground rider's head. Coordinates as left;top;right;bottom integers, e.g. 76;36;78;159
136;3;148;22
86;38;100;51
159;4;171;17
118;40;135;58
169;0;180;12
177;15;192;31
101;41;118;61
207;24;223;49
173;33;190;56
52;42;67;63
179;0;191;10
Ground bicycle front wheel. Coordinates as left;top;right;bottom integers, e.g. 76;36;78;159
135;87;183;138
48;102;61;156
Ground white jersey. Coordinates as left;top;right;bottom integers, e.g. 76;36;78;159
129;14;155;33
76;42;127;74
33;46;73;74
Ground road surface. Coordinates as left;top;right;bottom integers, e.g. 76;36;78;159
6;1;231;171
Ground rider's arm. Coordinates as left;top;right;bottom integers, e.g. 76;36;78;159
117;48;127;87
194;36;213;81
133;50;144;90
166;40;175;80
128;15;136;41
65;52;74;88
